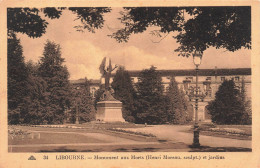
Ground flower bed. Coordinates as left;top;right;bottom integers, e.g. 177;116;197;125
8;127;40;140
108;128;156;138
31;125;85;129
206;127;250;136
198;124;252;137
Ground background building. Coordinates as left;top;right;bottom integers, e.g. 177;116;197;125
71;68;251;122
70;78;100;98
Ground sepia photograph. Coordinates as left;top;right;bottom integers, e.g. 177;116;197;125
1;1;260;167
6;6;253;153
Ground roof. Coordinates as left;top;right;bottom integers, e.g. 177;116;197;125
70;79;86;84
71;68;251;85
89;79;100;85
112;68;251;77
70;79;100;85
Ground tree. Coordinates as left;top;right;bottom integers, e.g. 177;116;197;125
240;77;252;124
207;80;246;125
7;33;29;124
94;88;105;110
110;7;251;57
70;80;96;123
135;66;167;124
7;7;111;38
166;77;192;124
38;40;71;124
26;60;40;75
13;61;50;125
243;100;252;125
22;73;49;125
111;66;137;122
7;35;51;125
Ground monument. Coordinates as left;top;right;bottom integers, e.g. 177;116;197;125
96;57;125;122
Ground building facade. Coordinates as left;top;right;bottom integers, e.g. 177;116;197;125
71;68;251;122
70;78;100;98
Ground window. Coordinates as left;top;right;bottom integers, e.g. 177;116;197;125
208;89;212;97
166;86;170;92
183;82;190;91
206;77;211;81
235;76;240;82
162;85;165;92
186;77;193;81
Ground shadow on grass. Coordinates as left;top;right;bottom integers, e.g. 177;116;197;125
40;147;77;152
112;148;128;152
39;146;161;152
40;147;102;152
158;139;168;143
132;147;159;152
189;145;252;152
81;149;95;152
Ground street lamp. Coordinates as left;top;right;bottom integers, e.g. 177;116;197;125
75;86;80;124
192;50;202;148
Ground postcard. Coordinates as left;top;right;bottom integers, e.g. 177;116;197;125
0;0;260;167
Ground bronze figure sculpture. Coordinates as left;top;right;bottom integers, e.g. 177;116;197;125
99;57;118;91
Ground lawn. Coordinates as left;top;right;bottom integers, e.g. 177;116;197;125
194;123;252;140
70;122;146;129
9;124;156;144
8;124;252;152
9;132;107;145
8;125;186;153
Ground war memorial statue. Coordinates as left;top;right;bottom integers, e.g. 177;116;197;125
96;57;125;122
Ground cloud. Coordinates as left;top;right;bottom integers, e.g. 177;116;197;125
17;8;250;81
64;43;194;80
200;48;250;69
110;45;193;70
61;40;107;79
66;63;100;80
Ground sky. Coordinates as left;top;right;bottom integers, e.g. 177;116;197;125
17;8;251;80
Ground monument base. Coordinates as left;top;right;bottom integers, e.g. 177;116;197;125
96;100;125;122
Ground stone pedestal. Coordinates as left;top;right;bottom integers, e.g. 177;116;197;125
96;100;125;122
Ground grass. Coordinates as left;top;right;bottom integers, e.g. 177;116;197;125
191;123;252;140
9;132;107;145
189;146;252;152
9;125;156;144
8;125;190;153
73;122;145;129
9;142;190;152
8;123;252;152
15;122;146;130
108;128;156;137
216;125;251;134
